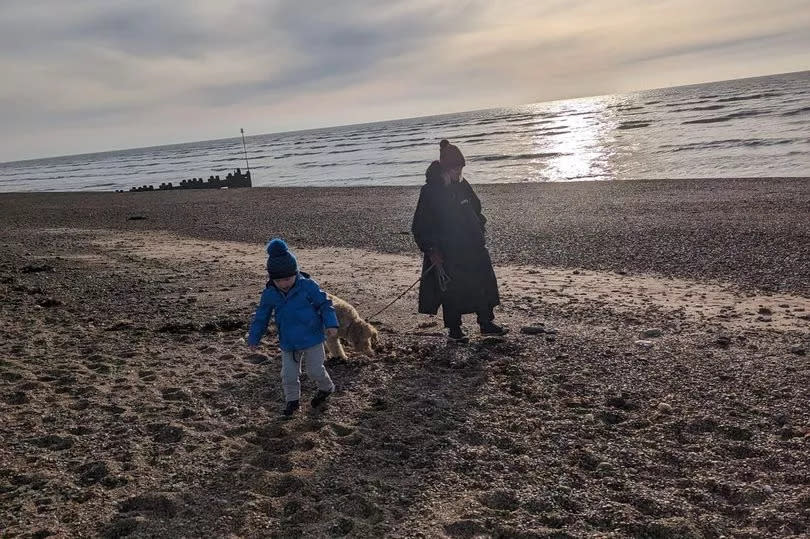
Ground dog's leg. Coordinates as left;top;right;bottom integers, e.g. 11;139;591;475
326;334;348;359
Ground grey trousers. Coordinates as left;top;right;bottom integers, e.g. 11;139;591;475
281;342;334;402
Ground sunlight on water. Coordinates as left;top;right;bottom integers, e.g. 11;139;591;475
534;97;618;181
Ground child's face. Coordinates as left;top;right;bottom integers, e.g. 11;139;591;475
273;275;296;292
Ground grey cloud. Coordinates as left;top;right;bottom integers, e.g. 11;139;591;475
621;28;810;65
194;0;483;106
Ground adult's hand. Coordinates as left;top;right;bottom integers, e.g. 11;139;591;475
429;250;444;267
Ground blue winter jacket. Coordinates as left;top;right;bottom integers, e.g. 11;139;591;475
247;272;339;351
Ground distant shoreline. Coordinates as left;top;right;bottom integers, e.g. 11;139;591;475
2;175;810;195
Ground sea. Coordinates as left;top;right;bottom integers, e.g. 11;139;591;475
1;71;808;193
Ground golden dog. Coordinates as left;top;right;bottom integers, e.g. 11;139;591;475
326;294;378;359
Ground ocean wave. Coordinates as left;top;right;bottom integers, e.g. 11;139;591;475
457;129;514;139
716;92;784;103
473;118;503;126
0;175;64;182
672;104;725;112
503;114;536;122
367;159;426;166
327;148;362;154
380;141;433;150
535;130;571;137
474;152;568;162
559;110;593;117
782;106;810;117
82;182;118;189
682;110;768;124
617;121;651;129
528;126;570;135
664;100;708;108
297;162;342;168
512;119;556;127
659;138;795;152
386;136;427;143
274;151;320;159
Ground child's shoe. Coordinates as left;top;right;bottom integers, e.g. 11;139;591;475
283;400;300;417
311;389;332;408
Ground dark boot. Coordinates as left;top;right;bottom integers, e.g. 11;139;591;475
283;400;300;417
480;321;509;337
447;326;469;343
311;389;333;408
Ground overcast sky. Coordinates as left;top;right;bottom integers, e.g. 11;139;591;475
1;0;808;162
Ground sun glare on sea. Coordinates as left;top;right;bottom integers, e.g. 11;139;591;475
531;97;618;181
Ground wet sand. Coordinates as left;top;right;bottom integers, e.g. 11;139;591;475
1;178;809;537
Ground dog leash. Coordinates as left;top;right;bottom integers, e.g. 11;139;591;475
367;262;450;322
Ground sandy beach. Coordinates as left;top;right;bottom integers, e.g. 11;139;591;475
1;178;809;537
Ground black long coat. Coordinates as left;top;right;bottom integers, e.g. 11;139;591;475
411;176;500;316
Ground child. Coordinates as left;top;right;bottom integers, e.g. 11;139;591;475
247;238;339;417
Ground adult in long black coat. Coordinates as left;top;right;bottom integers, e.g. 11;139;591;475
411;141;507;342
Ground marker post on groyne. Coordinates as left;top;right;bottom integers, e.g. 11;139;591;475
240;128;251;178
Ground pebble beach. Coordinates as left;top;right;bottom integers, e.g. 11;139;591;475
1;177;809;537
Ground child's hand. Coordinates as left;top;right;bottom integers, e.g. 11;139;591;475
326;328;338;338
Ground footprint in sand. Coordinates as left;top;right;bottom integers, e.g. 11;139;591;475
29;434;74;451
444;520;490;538
102;517;143;539
479;489;520;512
75;461;110;486
3;390;29;405
103;493;179;538
329;423;354;437
148;423;185;444
263;474;306;498
282;498;321;526
251;452;294;473
161;387;192;401
118;493;179;519
246;353;269;365
337;494;383;523
256;436;294;454
296;435;317;452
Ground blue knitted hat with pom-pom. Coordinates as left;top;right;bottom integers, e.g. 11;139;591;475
266;238;298;279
